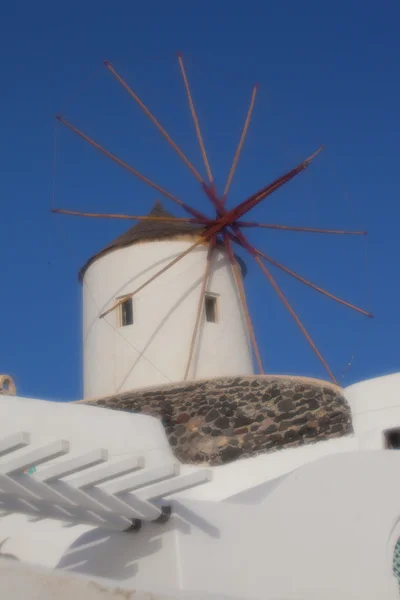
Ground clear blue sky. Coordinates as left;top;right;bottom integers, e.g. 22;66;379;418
1;1;399;401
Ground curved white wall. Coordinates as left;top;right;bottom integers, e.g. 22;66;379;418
82;237;253;399
0;395;174;469
345;373;400;449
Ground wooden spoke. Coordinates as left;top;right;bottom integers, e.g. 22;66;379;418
100;237;207;319
229;146;324;221
254;248;373;318
305;146;324;163
223;84;258;202
56;115;206;222
226;226;337;383
199;146;324;229
54;58;370;384
254;255;337;383
99;210;247;320
51;208;208;224
238;222;367;235
177;53;213;184
184;239;215;380
224;235;264;374
104;60;204;184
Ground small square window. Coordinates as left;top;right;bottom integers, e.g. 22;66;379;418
205;294;218;323
120;297;133;327
384;429;400;449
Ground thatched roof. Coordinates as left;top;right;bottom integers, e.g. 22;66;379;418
79;201;246;281
79;201;203;281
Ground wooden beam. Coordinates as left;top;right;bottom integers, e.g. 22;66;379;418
104;60;204;184
51;208;208;224
200;147;323;229
254;247;373;318
237;222;367;235
184;239;215;380
55;115;206;222
225;226;337;383
100;237;207;319
224;235;264;373
177;52;213;184
254;255;337;384
223;84;258;202
223;146;324;222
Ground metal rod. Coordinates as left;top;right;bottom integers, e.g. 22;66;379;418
100;237;207;319
51;208;209;224
177;52;213;184
254;248;373;318
104;60;204;184
184;239;215;380
224;235;264;374
237;222;367;235
223;84;258;202
55;115;206;222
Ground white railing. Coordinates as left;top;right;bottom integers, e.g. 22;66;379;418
0;432;211;531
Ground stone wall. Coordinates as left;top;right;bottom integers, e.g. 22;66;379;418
84;376;353;466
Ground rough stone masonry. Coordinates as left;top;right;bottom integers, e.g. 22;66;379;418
85;375;353;466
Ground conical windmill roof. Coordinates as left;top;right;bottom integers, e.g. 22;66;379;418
79;201;204;281
109;200;203;246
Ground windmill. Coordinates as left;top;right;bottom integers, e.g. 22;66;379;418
52;54;373;387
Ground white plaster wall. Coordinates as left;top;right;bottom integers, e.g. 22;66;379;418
0;395;175;569
46;452;400;599
0;395;174;468
171;452;400;599
177;434;357;502
3;395;400;598
345;372;400;449
83;238;253;399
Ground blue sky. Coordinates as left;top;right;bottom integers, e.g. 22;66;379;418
1;1;400;400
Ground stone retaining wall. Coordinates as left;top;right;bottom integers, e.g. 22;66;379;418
84;376;353;466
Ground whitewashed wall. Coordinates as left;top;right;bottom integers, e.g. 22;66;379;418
1;393;400;598
345;372;400;449
82;238;253;399
168;452;400;600
0;395;177;569
6;451;396;600
50;451;400;600
0;395;174;468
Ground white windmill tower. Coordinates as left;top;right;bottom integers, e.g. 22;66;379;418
53;56;372;397
81;201;253;399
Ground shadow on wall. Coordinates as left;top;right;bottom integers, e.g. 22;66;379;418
0;538;19;561
56;501;220;581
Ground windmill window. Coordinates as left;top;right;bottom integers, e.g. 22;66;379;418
120;297;133;327
205;294;218;323
384;429;400;449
